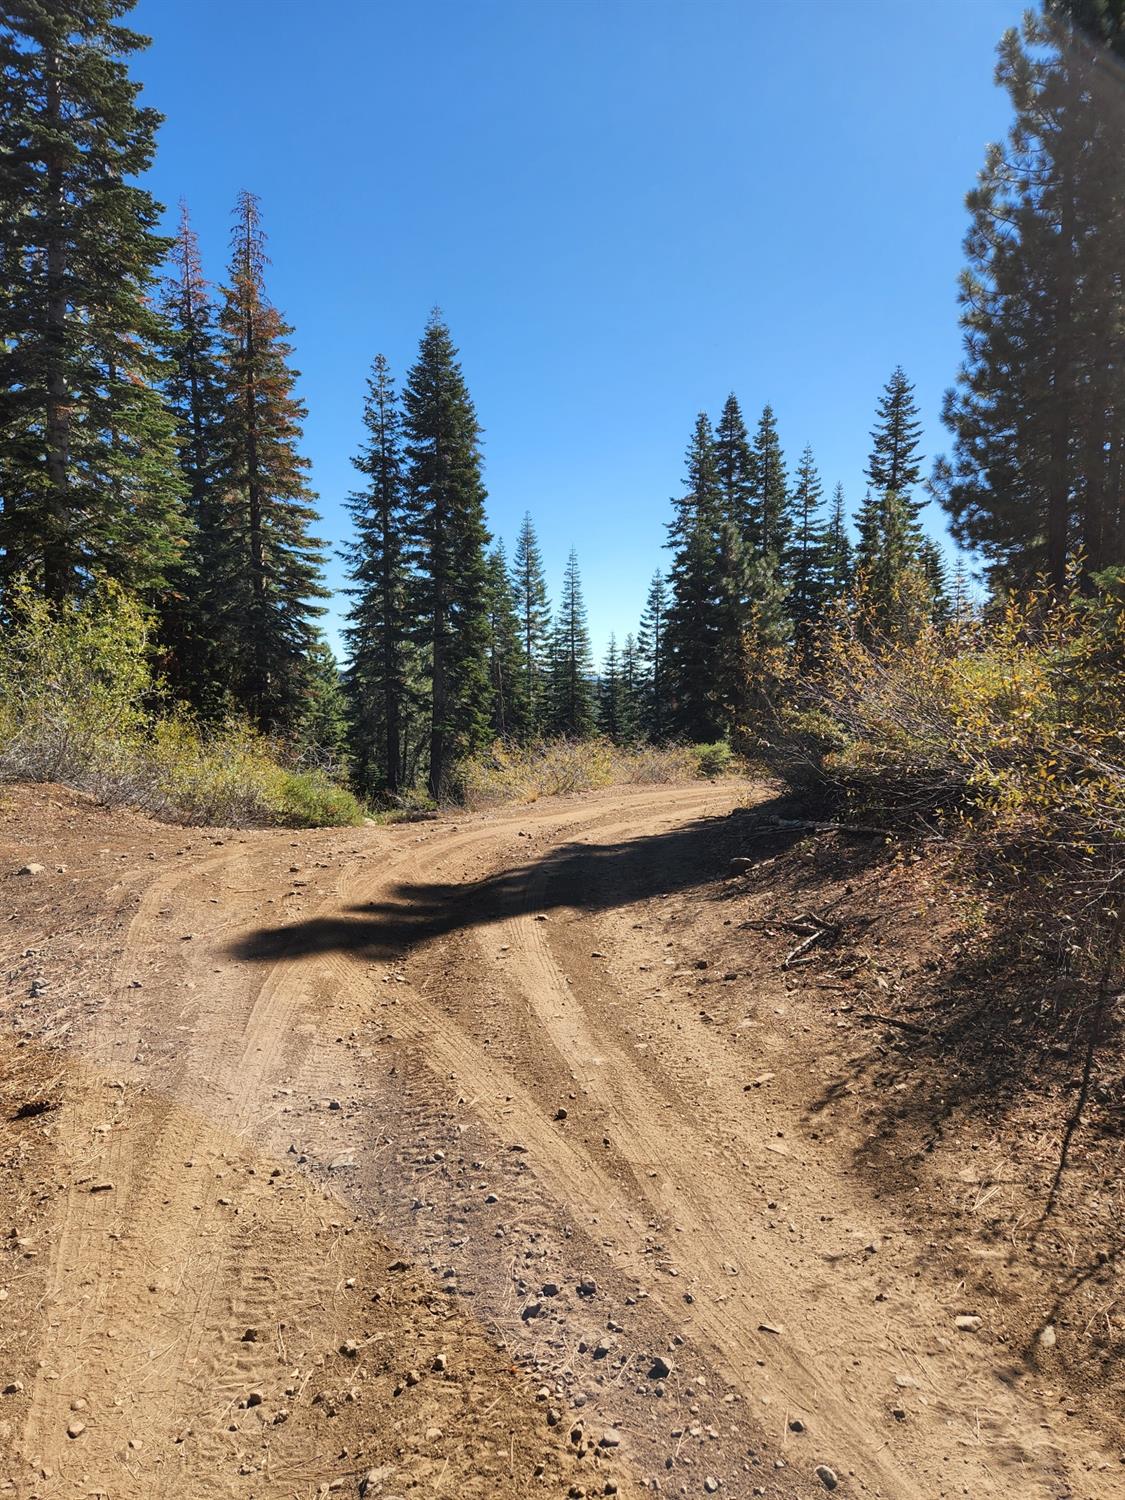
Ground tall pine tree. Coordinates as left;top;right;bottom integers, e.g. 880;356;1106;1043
936;2;1125;587
547;548;596;737
637;571;670;741
865;366;925;530
747;404;792;568
484;541;527;740
216;190;327;734
511;511;551;731
618;632;643;744
401;313;492;797
665;414;726;741
822;482;854;598
785;444;829;637
597;634;625;742
342;353;414;795
0;0;184;607
157;201;226;710
714;392;754;538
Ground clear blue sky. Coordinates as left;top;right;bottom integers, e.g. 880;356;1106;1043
133;0;1022;661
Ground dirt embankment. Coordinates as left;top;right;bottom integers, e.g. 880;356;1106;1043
0;780;1119;1500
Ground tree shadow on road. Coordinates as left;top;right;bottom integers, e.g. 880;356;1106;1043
228;794;808;968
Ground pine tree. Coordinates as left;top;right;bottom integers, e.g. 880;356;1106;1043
713;393;754;537
637;571;670;741
342;353;413;795
919;537;952;624
401;313;492;796
864;489;923;637
618;632;643;744
511;511;551;730
598;634;626;742
951;555;973;622
936;3;1125;587
547;548;596;737
865;366;925;528
0;0;185;607
215;190;327;735
741;553;792;716
854;488;881;577
665;414;726;741
747;404;791;567
786;444;828;637
484;542;527;740
157;201;227;711
300;635;349;760
822;482;854;597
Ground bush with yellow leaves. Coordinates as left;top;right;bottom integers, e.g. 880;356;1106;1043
0;583;363;828
456;737;710;810
769;566;1124;974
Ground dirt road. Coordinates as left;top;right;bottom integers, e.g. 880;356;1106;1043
0;782;1118;1498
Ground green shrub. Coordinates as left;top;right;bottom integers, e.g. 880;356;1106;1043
0;584;362;828
694;741;733;778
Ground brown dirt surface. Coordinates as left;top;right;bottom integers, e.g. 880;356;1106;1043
0;778;1120;1499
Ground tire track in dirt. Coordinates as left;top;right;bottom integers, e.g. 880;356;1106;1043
14;798;638;1497
12;784;1118;1499
317;789;933;1499
312;786;1111;1500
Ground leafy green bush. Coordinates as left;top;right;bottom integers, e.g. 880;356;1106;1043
0;584;363;828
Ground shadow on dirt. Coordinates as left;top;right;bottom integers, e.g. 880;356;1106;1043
791;834;1123;1383
228;794;809;968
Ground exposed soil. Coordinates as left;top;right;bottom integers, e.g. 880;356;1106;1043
0;779;1120;1500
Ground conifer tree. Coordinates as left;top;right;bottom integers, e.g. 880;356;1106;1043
785;444;829;637
822;482;854;597
936;3;1125;587
0;0;185;607
713;393;754;536
215;190;327;735
342;353;413;795
747;404;792;568
951;555;973;622
854;488;882;577
597;634;625;742
300;635;349;760
741;553;792;716
401;313;492;796
618;633;643;744
855;482;923;630
547;548;596;737
511;511;551;730
157;201;227;710
862;489;924;637
919;537;952;624
637;571;670;741
665;414;726;741
485;542;527;740
866;366;925;529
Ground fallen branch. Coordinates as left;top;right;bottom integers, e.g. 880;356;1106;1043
857;1011;932;1036
742;816;945;841
783;924;840;968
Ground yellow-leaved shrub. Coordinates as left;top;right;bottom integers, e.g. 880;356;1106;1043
0;583;363;828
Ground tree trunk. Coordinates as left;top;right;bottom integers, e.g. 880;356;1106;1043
429;595;447;799
43;52;70;603
1047;159;1078;592
243;256;266;728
